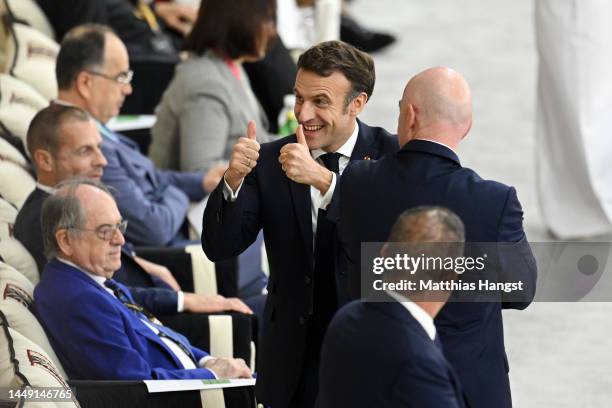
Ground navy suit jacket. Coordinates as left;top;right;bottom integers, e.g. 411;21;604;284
202;120;398;406
99;125;205;246
319;295;466;408
14;188;178;314
34;260;214;380
336;139;537;408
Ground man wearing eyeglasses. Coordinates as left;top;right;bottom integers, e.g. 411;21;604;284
34;178;252;381
54;23;227;247
15;103;252;317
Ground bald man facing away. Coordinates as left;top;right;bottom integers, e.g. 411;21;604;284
333;67;537;408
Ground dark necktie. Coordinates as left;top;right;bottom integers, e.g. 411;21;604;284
310;152;342;332
318;152;341;174
104;279;196;364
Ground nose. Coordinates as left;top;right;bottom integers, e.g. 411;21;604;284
123;82;133;95
95;148;108;167
296;102;314;124
112;228;126;246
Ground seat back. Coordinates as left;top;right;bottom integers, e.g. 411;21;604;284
0;73;48;148
0;261;67;378
1;0;55;40
3;22;58;100
0;236;39;283
0;195;16;240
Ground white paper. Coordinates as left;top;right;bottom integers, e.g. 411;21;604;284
187;196;208;237
143;378;256;393
107;115;157;132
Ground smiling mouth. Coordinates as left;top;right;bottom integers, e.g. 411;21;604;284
303;124;324;132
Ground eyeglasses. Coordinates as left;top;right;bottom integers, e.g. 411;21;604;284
86;69;134;85
70;219;128;241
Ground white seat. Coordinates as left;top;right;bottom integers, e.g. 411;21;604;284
0;74;49;148
0;196;17;240
0;156;35;209
3;22;58;100
0;236;39;284
2;0;56;40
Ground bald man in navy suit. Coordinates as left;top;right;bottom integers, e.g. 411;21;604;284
334;67;537;408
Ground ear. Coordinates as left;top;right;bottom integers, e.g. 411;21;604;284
407;103;418;130
349;92;368;117
461;118;473;139
380;242;389;258
55;229;74;257
33;149;54;172
74;70;93;100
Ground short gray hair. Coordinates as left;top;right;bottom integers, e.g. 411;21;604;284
41;178;111;260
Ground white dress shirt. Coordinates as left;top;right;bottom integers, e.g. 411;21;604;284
386;290;437;341
223;119;360;243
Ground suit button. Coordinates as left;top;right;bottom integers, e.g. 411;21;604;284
298;316;306;325
304;276;312;285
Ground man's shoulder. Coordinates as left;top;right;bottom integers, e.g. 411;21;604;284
14;189;46;232
455;166;514;200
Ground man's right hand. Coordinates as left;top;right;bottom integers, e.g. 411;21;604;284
203;357;252;379
224;121;260;192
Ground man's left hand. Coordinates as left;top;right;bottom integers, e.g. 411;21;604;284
279;125;333;193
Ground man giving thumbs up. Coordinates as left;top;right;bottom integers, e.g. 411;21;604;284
203;41;398;408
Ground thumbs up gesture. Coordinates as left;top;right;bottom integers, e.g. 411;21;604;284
225;121;260;192
279;125;333;193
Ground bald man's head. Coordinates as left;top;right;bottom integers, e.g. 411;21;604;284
398;67;472;148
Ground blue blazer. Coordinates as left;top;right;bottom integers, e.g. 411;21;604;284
318;296;466;408
34;260;214;380
336;139;537;408
99;125;205;246
202;120;399;407
14;188;179;314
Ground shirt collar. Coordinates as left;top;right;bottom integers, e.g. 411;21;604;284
56;257;109;289
386;290;437;341
53;99;116;141
311;119;359;160
36;183;55;194
414;138;456;153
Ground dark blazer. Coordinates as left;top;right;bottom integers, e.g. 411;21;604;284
14;187;178;314
336;139;537;408
202;120;398;406
318;295;466;408
34;259;214;380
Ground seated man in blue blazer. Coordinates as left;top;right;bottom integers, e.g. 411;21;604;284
34;179;252;380
319;207;467;408
15;104;251;317
334;67;537;408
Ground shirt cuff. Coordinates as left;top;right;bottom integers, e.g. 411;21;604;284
222;176;244;202
177;291;184;312
199;356;218;379
317;171;336;209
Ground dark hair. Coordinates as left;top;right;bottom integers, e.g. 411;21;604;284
385;206;465;286
388;206;465;244
41;178;111;260
184;0;277;59
297;40;376;106
27;104;91;160
56;24;114;90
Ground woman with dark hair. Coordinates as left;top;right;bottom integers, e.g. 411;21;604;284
149;0;277;174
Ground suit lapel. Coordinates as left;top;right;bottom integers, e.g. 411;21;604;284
289;170;314;269
350;120;379;162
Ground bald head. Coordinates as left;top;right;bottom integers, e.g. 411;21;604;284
398;67;472;148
